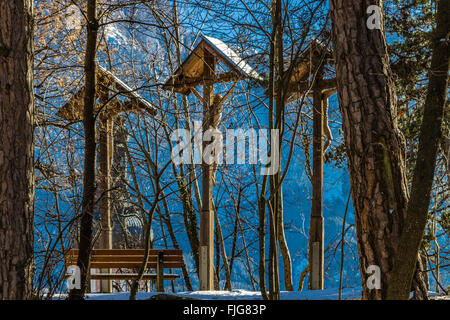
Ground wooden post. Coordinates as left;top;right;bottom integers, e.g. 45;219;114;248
98;101;113;293
156;251;165;292
309;64;324;290
200;49;216;291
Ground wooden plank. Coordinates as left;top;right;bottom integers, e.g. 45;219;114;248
64;273;180;281
308;63;325;291
66;255;183;263
199;49;216;292
311;241;320;290
67;249;182;256
79;262;184;269
164;72;242;93
287;78;337;95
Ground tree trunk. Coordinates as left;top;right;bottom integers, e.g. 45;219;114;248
213;206;232;291
68;0;98;300
273;0;293;293
159;190;193;291
163;122;200;276
329;0;427;299
387;0;449;300
129;199;159;300
0;0;35;300
257;175;269;300
277;188;293;291
267;16;279;300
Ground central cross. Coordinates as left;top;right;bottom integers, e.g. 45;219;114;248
164;35;261;290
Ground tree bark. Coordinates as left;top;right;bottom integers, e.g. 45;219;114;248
329;0;427;299
68;0;98;300
0;0;35;300
387;0;449;300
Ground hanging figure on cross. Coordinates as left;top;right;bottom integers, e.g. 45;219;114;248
192;83;236;185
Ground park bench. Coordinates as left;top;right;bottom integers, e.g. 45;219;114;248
65;249;183;292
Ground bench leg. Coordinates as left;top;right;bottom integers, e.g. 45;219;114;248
100;268;112;293
156;251;164;292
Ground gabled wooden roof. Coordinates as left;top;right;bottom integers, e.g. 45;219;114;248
288;39;333;84
283;40;336;102
57;65;157;121
163;35;262;95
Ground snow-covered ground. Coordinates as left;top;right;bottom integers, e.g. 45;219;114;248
53;288;449;300
54;288;363;300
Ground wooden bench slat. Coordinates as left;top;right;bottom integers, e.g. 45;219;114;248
64;248;183;293
77;262;183;269
67;249;182;256
66;255;183;263
90;274;180;281
65;260;183;268
64;273;180;281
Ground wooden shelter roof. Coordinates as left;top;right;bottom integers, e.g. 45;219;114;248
57;65;157;121
288;39;333;84
284;40;336;101
163;35;262;95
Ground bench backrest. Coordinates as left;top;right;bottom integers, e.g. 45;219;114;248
65;249;183;269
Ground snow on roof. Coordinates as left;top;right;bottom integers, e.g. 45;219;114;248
97;65;157;115
200;35;263;82
57;65;157;121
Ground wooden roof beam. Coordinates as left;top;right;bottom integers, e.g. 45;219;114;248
163;71;243;95
287;78;336;94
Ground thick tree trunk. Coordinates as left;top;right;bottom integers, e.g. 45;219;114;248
329;0;427;299
387;0;449;300
68;0;98;300
0;0;35;300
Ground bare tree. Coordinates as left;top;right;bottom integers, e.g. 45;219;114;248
387;0;449;300
68;0;99;300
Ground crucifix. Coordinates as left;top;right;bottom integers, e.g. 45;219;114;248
163;35;261;290
285;41;336;290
